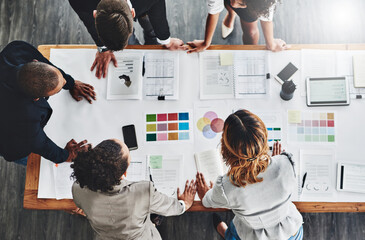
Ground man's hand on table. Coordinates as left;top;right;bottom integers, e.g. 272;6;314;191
196;172;213;200
65;139;91;162
164;38;188;51
91;50;117;79
177;179;197;210
69;80;96;104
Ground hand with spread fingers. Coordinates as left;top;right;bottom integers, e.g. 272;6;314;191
186;40;209;54
164;38;188;51
177;179;197;210
196;172;213;200
272;141;284;156
91;50;117;79
65;139;91;162
69;80;96;104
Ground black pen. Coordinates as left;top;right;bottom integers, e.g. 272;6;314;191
300;172;307;195
142;56;145;77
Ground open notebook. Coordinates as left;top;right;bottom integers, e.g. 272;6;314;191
194;149;228;184
199;50;270;99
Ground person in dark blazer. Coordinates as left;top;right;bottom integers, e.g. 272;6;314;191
68;0;187;79
0;41;95;165
72;138;196;240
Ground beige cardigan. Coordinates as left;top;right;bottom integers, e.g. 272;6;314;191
72;180;185;240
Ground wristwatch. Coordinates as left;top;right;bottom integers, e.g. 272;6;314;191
97;46;109;53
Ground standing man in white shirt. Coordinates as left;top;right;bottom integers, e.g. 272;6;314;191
187;0;290;53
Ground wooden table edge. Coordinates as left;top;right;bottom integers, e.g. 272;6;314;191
25;44;365;212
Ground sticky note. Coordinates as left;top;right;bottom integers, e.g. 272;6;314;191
220;52;233;66
150;155;162;169
288;110;301;123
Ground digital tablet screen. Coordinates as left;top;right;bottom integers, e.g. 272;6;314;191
309;77;348;104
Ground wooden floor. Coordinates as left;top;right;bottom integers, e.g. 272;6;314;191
1;0;365;239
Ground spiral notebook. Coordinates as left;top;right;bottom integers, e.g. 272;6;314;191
199;50;270;99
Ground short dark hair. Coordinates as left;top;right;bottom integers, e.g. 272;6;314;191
95;0;133;51
71;139;129;192
16;62;60;98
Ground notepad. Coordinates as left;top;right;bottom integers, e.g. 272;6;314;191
353;55;365;88
337;162;365;194
194;149;227;184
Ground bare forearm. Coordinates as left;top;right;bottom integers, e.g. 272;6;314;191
260;20;274;48
204;13;220;45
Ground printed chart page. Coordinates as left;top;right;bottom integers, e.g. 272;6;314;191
143;51;179;100
299;149;335;201
107;51;143;100
125;156;148;182
52;162;74;200
234;51;269;97
199;51;235;99
149;155;182;198
194;149;226;184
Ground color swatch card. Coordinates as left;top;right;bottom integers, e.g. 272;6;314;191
145;111;192;143
288;110;336;143
255;111;283;147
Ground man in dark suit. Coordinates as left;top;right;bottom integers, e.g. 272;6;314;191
0;41;95;165
68;0;187;79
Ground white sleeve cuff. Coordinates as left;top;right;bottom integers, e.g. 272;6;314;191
207;0;224;15
178;200;186;213
157;37;171;45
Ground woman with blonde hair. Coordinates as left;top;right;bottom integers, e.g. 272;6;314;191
196;109;303;240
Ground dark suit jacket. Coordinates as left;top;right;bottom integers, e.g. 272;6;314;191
0;41;75;163
69;0;170;46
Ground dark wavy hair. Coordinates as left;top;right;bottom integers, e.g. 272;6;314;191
71;139;129;192
221;109;270;188
237;0;280;19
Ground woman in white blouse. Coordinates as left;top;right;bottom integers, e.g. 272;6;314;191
187;0;289;53
196;109;303;240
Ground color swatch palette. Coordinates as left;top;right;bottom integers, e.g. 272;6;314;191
288;111;336;143
146;112;191;142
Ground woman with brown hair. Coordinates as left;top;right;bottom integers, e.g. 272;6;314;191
196;109;303;240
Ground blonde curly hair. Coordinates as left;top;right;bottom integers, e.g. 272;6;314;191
221;109;270;187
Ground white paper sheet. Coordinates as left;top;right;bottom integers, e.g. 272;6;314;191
337;162;365;194
38;158;56;199
125;156;148;182
53;162;74;200
299;149;335;201
143;51;179;100
149;155;182;198
194;149;226;184
199;51;235;99
234;51;269;97
107;52;143;100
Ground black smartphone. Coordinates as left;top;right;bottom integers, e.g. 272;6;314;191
276;62;298;82
122;124;138;150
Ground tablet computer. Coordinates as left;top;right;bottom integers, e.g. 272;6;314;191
306;77;350;106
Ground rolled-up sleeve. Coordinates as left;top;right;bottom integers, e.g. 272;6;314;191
202;176;229;208
207;0;224;15
149;182;185;216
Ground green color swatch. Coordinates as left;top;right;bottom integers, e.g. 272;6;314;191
146;134;156;142
146;114;157;122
